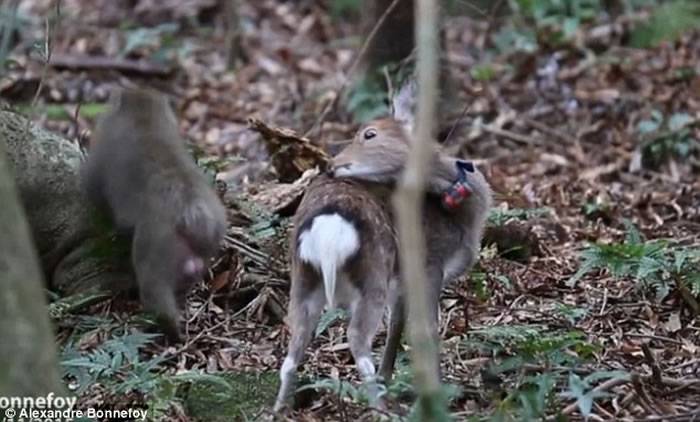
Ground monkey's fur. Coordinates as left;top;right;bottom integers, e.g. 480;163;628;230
83;88;227;340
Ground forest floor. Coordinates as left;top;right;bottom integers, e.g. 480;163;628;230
4;0;700;420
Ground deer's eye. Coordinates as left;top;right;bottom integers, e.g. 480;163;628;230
363;128;377;140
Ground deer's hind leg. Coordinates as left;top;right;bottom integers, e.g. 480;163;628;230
274;264;325;412
348;274;390;407
380;282;405;383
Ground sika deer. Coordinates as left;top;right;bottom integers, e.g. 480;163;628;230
274;174;397;412
331;118;492;381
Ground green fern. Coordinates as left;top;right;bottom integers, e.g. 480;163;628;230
60;330;232;417
298;377;366;403
629;0;700;48
315;308;348;337
465;324;595;367
569;221;700;301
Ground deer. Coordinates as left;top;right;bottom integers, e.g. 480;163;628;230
330;117;493;383
273;174;398;412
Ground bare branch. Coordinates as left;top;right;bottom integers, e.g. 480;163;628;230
392;0;445;418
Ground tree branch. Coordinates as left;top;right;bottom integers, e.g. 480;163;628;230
392;0;445;419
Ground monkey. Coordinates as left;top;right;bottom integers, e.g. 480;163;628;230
82;88;227;340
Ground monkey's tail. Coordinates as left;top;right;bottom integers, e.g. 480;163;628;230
297;213;360;309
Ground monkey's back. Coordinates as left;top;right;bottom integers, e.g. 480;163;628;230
85;92;226;256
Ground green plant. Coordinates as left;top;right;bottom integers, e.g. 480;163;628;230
61;330;232;419
122;23;179;59
315;308;348;337
554;302;587;325
346;76;390;123
298;377;374;404
330;0;361;18
562;371;629;417
628;0;700;48
488;207;550;226
470;271;491;301
569;220;700;300
15;103;108;121
0;4;23;71
491;369;628;420
384;361;460;421
491;372;557;421
465;323;622;421
386;358;413;398
582;198;612;221
470;64;499;82
636;110;698;169
465;325;596;370
493;0;600;52
492;22;538;54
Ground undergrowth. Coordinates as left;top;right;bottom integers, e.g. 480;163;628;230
59;318;233;419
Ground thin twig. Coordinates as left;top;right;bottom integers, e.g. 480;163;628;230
49;53;173;76
451;0;488;17
624;333;682;345
673;274;700;316
634;409;700;422
441;102;472;146
383;65;395;102
641;342;663;386
28;11;53;111
169;318;229;356
481;124;543;146
23;3;57;136
393;0;443;417
630;373;658;415
476;0;506;51
521;116;577;145
303;0;401;137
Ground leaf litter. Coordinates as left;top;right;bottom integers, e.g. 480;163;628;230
5;0;700;420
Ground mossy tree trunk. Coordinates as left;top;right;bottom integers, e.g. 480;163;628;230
0;144;65;397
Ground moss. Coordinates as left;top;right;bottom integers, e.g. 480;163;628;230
184;371;278;421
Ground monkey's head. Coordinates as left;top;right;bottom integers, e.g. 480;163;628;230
103;87;179;133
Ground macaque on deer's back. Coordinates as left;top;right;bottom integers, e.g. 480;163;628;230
82;88;227;340
331;118;492;380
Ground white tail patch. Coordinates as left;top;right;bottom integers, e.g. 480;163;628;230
298;213;360;308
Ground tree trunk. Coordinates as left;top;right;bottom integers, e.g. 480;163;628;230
0;144;65;397
1;108;132;296
359;0;459;141
360;0;415;74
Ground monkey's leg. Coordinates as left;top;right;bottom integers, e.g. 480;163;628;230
274;269;325;412
380;290;405;383
348;282;388;408
132;223;182;341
